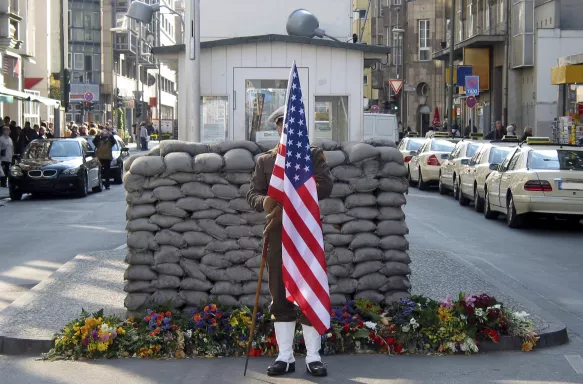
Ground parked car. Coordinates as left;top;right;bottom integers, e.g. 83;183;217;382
86;134;130;184
397;137;425;164
484;137;583;227
407;134;459;190
438;139;484;199
8;138;102;200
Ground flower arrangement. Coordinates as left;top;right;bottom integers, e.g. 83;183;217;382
42;293;539;361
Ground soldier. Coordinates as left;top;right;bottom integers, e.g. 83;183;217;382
247;106;333;377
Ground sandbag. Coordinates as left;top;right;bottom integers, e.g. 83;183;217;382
324;234;354;246
380;261;412;276
329;278;358;294
205;198;237;213
159;140;208;157
210;281;243;296
216;214;247;226
148;146;161;156
242;281;269;295
198;219;228;240
149;214;183;229
312;139;340;151
225;225;254;238
380;276;412;291
224;249;256;264
124;265;157;281
127;231;158;251
323;151;346;167
150;290;185;308
168;173;197;184
154;245;182;264
180;258;208;281
322;223;340;234
181;182;215;198
209;140;261;155
229;198;254;212
327;273;338;285
346;207;379;220
184;231;214;246
153;185;184;201
327;264;355;278
352;261;384;279
354;290;385;304
322;213;355;224
152;263;184;277
226;266;257;282
377;192;407;207
251;225;265;237
357;273;388;291
179;291;209;307
127;218;160;232
384;291;412;304
379;177;408;193
192;209;224;219
319;198;346;215
365;138;396;148
223;148;255;171
350;178;380;193
330;183;354;198
378;206;406;220
144;177;177;189
331;165;363;181
124;154;141;172
154;230;186;248
330;294;348;306
125;249;154;265
124;281;155;293
206;239;240;253
127;204;156;220
383;250;411;263
198;264;230;281
162;152;193;175
239;295;270;308
377;146;404;164
249;268;269;282
170;220;202;233
376;220;409;236
326;248;354;266
361;159;381;178
175;197;208;212
238;237;262;251
151;274;181;289
126;190;157;205
379;235;409;251
224;172;252;185
239;184;250;197
345;193;376;208
256;140;279;152
193;153;224;173
244;255;262;268
350;233;381;250
124;173;147;193
325;242;334;253
201;253;232;268
211;184;239;200
343;142;379;163
156;202;189;218
240;212;266;225
180;277;213;291
341;220;376;234
354;247;384;263
198;173;228;185
130;156;165;177
378;162;408;178
124;293;151;311
181;246;207;260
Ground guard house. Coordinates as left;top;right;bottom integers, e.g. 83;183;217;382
152;34;391;143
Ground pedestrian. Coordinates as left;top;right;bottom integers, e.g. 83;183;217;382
426;126;436;138
38;126;47;139
484;121;506;140
70;124;79;138
47;122;55;138
0;126;14;188
18;122;37;155
247;105;333;378
506;125;516;136
520;126;533;142
92;128;116;190
9;120;18;149
139;122;149;151
79;125;88;136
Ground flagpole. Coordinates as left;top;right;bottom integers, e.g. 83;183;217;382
243;233;269;376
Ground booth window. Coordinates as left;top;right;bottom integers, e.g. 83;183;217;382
315;96;349;142
201;96;229;143
245;79;289;142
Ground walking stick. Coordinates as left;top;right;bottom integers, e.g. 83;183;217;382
243;233;269;376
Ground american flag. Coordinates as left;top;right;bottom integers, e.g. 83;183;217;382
267;62;330;335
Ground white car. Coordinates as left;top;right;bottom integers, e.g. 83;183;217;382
407;135;458;190
458;141;517;210
438;139;484;199
397;137;425;164
484;138;583;228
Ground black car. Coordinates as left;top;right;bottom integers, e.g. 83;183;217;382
86;135;130;184
8;138;103;200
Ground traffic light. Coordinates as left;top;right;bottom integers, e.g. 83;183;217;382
88;102;94;111
391;95;399;111
63;69;71;110
136;102;143;118
115;88;123;109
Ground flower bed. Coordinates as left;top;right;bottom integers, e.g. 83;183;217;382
42;293;538;360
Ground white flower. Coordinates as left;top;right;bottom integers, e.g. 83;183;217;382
475;308;485;317
364;321;377;330
410;318;417;325
487;304;501;311
100;323;113;333
327;333;333;338
401;325;410;333
460;314;467;321
514;311;530;319
185;330;193;339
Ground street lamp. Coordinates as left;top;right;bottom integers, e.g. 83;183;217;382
286;9;341;42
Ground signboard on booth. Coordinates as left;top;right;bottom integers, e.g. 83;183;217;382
465;76;480;97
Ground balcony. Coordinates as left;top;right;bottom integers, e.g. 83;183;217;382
0;1;23;50
432;29;505;61
113;31;138;54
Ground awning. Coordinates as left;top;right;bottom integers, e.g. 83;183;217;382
0;95;13;103
0;87;61;108
551;65;583;85
34;94;61;108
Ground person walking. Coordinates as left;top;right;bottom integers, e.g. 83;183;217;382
247;106;334;378
17;122;38;155
506;125;516;136
92;128;116;190
0;126;14;188
139;122;149;151
520;126;533;142
484;121;507;140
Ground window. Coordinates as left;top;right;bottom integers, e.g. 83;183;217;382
92;12;99;29
315;96;349;142
363;75;368;85
84;55;93;71
467;0;473;38
508;153;521;170
94;54;101;71
406;140;422;151
245;79;289;141
201;96;228;143
419;20;430;61
466;143;480;158
392;33;402;65
484;1;490;29
528;150;583;171
116;13;127;29
499;0;505;24
83;14;91;29
489;147;512;164
431;140;456;152
68;53;72;69
85;30;93;42
73;53;84;70
73;12;83;27
393;0;402;5
358;9;367;19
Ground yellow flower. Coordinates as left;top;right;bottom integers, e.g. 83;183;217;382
229;317;239;327
117;327;126;335
97;343;108;352
64;327;71;334
128;317;135;323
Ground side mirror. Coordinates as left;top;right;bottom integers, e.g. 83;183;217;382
460;159;469;165
489;163;499;171
409;150;418;156
86;150;95;158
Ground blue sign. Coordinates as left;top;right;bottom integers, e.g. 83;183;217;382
465;76;480;96
456;66;472;87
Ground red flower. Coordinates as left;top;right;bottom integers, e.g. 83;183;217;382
171;325;178;330
387;337;396;346
216;313;222;319
373;336;380;343
357;321;364;329
369;331;375;339
204;306;209;312
343;323;350;332
133;323;139;328
343;312;349;318
193;314;201;322
395;345;404;354
210;304;217;312
145;316;151;322
165;311;172;317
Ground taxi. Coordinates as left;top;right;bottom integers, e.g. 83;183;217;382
483;137;583;228
407;133;459;190
458;136;519;210
397;136;425;164
438;133;485;199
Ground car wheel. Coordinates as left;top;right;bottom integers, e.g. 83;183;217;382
408;167;417;187
458;179;470;206
9;185;22;201
484;190;498;220
418;168;428;191
114;162;123;184
438;173;448;195
474;186;484;212
452;175;460;200
77;172;89;198
93;170;103;193
506;195;523;228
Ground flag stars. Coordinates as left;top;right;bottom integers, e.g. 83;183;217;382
286;161;291;168
295;164;300;170
304;154;310;161
299;120;304;126
295;152;301;159
299;108;304;115
294;174;300;181
304;165;310;172
296;141;302;148
292;83;297;90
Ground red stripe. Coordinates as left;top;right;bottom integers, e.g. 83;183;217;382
283;194;327;272
272;163;285;180
278;143;287;157
267;186;285;204
295;181;323;228
282;266;328;334
281;228;331;310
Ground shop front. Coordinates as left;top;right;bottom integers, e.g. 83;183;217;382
551;53;583;144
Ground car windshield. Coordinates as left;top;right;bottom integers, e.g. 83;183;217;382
431;140;456;152
528;149;583;171
489;147;513;164
406;140;423;151
25;140;81;159
87;137;120;151
466;143;481;158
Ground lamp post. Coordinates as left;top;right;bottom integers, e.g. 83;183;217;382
393;27;404;125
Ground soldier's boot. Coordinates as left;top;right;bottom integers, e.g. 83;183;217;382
267;322;296;376
302;324;327;377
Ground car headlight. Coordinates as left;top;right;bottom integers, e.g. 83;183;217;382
62;167;80;175
9;166;23;177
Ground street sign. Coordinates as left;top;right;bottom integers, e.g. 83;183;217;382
466;95;477;109
404;84;416;92
84;92;94;102
389;79;403;94
465;76;479;96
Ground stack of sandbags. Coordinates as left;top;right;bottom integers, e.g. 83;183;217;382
318;140;411;306
123;140;271;311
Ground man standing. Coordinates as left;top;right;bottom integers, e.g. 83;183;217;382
485;121;507;140
0;126;14;188
247;106;333;377
93;128;116;190
139;122;149;151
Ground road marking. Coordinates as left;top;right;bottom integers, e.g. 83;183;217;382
114;244;127;251
407;193;443;199
565;355;583;374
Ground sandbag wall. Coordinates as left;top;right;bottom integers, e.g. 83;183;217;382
123;139;411;311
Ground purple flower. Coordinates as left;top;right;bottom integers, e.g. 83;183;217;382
464;294;476;308
146;309;153;315
440;295;453;309
101;334;110;342
82;337;89;346
163;317;171;324
91;330;99;340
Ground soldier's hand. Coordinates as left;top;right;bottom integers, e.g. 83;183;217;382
263;196;278;213
264;205;282;234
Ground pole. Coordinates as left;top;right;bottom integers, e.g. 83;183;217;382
243;233;269;377
400;33;404;125
447;0;456;126
135;21;141;126
193;0;201;141
157;14;162;128
504;0;510;126
57;0;65;137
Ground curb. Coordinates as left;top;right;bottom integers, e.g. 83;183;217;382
479;324;569;352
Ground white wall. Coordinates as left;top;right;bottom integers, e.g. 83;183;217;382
200;0;353;42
